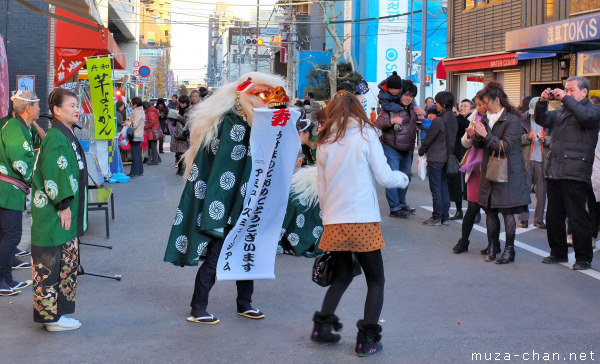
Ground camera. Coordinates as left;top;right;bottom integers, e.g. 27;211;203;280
548;90;554;99
393;124;403;132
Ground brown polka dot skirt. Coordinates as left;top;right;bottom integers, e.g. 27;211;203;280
318;222;385;252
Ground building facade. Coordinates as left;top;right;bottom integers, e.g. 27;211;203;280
445;0;600;105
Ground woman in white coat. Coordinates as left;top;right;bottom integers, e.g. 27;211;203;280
310;90;409;357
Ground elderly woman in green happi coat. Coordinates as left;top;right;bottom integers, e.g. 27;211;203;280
30;88;88;332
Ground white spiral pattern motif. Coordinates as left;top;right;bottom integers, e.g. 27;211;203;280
0;165;7;175
296;214;305;228
197;242;208;256
240;183;247;197
313;226;324;239
44;180;58;200
197;213;203;227
219;171;235;190
57;155;68;169
12;160;28;176
194;180;207;199
208;201;225;220
318;210;323;219
287;233;300;246
23;141;32;152
298;196;307;206
210;138;220;155
231;145;246;161
175;235;188;254
279;228;286;241
230;125;246;142
33;190;48;208
188;163;199;182
173;209;183;225
69;175;78;193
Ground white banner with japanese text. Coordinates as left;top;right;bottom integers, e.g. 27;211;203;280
217;107;300;280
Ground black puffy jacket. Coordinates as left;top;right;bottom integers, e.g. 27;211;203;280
534;96;600;183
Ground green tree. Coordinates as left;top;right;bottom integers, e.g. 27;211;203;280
304;62;364;100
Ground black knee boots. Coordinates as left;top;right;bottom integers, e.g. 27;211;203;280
311;311;342;344
355;320;383;357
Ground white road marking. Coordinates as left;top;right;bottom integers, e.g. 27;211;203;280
420;206;600;280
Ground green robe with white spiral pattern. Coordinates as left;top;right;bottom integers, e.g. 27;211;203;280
164;111;252;267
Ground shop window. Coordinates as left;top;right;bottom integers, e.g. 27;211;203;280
465;0;503;11
545;0;558;22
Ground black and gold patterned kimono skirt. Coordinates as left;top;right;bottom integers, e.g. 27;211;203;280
31;238;78;323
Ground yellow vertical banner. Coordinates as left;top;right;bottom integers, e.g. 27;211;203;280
86;57;116;140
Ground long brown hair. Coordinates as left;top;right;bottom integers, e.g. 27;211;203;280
317;91;374;144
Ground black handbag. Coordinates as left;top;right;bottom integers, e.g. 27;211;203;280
173;122;189;141
446;154;460;175
126;126;134;140
312;252;335;287
312;252;362;287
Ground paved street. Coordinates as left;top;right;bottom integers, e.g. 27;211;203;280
2;151;600;364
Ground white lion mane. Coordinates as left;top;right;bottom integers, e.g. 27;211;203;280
183;72;287;178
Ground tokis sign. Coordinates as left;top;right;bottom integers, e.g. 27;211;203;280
506;13;600;51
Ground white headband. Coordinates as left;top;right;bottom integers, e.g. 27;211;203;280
11;90;40;103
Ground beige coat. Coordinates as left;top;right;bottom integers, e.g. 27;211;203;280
130;107;145;140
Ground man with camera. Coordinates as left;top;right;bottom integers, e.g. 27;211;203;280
535;77;600;270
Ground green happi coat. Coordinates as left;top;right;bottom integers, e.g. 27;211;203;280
0;115;35;211
31;120;88;247
277;192;323;257
164;111;252;267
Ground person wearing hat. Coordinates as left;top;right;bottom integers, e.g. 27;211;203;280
420;105;439;142
518;96;550;229
375;76;420;219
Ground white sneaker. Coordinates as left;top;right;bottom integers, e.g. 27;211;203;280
44;316;82;332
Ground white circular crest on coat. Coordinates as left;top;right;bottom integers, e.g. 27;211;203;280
194;180;207;199
313;226;324;238
296;214;305;228
23;141;32;152
33;190;48;208
230;125;246;142
231;145;246;161
210;137;220;155
69;175;78;193
219;171;236;190
173;209;183;225
44;180;58;200
287;233;300;246
208;201;225;220
279;228;286;241
57;156;68;169
0;165;7;174
188;163;199;182
197;242;208;256
175;235;188;254
12;160;28;176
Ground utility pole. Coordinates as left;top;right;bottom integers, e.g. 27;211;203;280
255;0;259;72
286;0;296;102
407;0;414;80
418;0;427;107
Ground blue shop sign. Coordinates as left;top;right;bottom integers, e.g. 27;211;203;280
506;13;600;51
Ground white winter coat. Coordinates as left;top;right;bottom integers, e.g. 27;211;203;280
317;118;409;225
